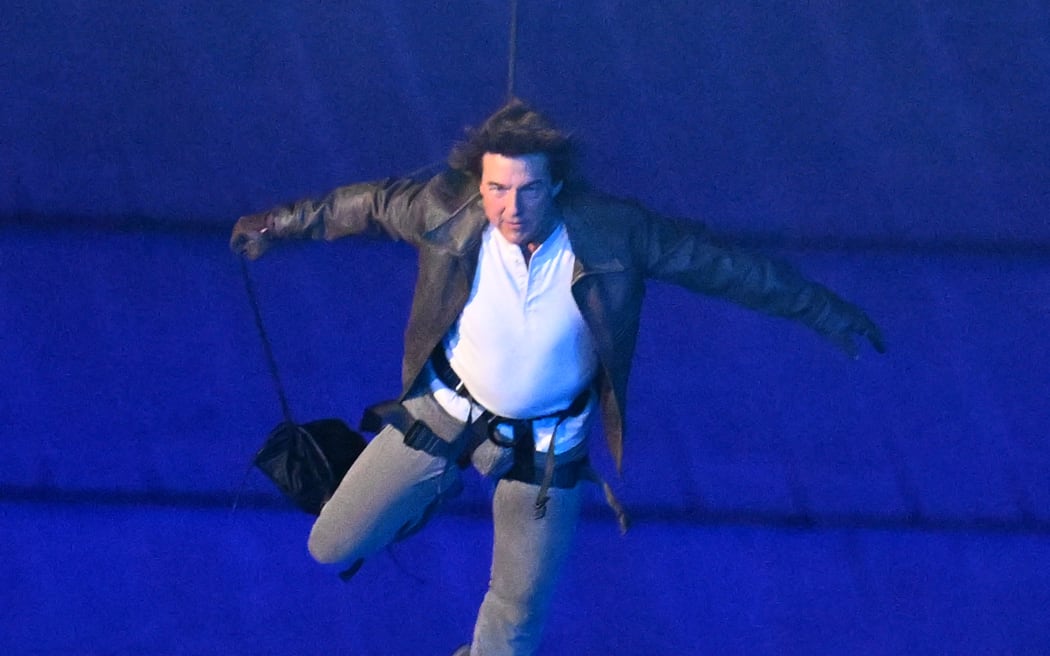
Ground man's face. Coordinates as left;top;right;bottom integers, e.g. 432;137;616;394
479;152;563;247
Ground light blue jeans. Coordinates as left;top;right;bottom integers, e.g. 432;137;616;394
307;388;584;656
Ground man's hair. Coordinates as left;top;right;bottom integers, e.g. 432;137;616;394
448;98;576;183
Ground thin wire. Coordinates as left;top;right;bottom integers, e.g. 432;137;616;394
506;0;517;99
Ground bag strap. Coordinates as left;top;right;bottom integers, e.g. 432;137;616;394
239;258;295;425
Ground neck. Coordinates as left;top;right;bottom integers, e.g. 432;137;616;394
521;217;561;264
520;242;538;265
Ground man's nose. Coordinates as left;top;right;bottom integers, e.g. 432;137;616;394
506;191;519;217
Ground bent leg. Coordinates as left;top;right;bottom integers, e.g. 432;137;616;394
470;478;583;656
307;393;465;567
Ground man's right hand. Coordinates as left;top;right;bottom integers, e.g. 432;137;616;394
230;212;272;260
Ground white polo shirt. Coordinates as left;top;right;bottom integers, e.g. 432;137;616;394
431;222;598;453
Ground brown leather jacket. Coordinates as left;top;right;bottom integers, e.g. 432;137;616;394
249;168;880;471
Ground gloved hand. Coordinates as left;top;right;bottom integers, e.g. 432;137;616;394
816;297;886;358
229;211;273;260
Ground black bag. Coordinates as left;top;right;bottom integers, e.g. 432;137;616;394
253;418;367;515
237;260;368;515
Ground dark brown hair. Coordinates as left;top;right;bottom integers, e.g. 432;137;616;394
448;98;576;183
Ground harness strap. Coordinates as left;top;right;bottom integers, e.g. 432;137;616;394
362;399;465;463
431;345;593;510
430;345;590;431
437;343;629;532
367;347;631;533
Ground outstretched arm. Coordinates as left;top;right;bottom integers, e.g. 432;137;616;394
639;213;885;357
229;176;441;260
785;280;885;357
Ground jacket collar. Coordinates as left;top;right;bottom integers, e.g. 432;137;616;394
562;201;627;275
420;192;486;256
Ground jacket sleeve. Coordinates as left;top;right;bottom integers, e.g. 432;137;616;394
231;169;479;259
638;211;884;355
262;177;433;245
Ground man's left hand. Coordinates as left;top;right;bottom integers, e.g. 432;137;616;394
824;303;885;358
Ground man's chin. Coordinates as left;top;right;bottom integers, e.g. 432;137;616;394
499;226;530;244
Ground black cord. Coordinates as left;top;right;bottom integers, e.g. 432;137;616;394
239;257;295;425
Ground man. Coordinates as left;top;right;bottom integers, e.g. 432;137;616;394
230;99;883;655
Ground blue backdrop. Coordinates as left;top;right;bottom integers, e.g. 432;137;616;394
3;2;1048;654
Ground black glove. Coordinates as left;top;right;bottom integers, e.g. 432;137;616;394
814;296;886;358
229;211;273;260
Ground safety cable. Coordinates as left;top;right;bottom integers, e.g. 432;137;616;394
506;0;519;100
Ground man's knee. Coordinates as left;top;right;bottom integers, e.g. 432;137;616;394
307;521;360;565
306;528;340;565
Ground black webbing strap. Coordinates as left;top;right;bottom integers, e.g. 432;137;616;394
430;345;628;531
361;399;460;462
505;449;629;535
430;345;591;427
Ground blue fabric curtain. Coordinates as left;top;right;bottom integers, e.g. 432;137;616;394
3;3;1048;654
